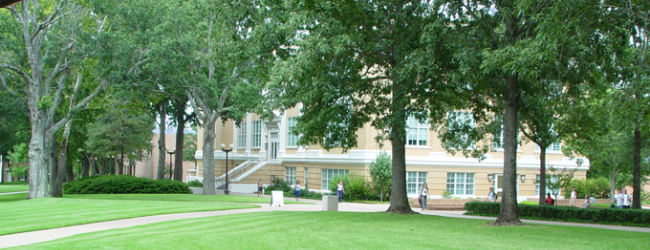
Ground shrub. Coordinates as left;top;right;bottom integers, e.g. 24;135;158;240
264;177;292;195
187;180;203;187
563;177;610;199
442;190;453;199
464;201;650;226
63;175;191;194
329;175;372;201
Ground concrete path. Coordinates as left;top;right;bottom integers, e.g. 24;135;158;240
0;193;648;249
0;191;27;195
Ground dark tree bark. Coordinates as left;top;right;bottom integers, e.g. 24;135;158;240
173;97;190;182
386;81;415;214
632;128;641;209
494;76;523;226
156;102;167;180
538;146;547;206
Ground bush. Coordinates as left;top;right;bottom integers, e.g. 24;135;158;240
187;180;203;187
264;177;292;195
329;175;372;201
464;201;650;226
563;178;610;199
63;175;191;194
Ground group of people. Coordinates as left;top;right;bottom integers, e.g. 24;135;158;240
615;189;632;209
257;179;346;203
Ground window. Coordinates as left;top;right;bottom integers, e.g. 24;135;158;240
321;169;349;189
407;115;428;146
407;172;428;195
536;174;560;196
492;127;519;150
447;111;476;148
536;143;562;152
287;117;299;147
446;173;475;195
237;123;247;148
285;167;296;185
252;121;262;148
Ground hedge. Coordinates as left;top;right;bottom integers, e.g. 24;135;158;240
464;201;650;227
63;175;191;194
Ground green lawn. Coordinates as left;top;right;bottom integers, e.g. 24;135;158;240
63;193;312;204
0;181;28;193
0;196;258;236
0;193;28;202
9;211;649;250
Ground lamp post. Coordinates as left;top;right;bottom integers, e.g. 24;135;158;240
221;143;234;195
167;148;175;179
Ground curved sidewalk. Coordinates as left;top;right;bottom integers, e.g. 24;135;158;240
1;195;648;249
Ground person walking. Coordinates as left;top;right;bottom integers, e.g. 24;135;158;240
257;179;263;197
336;180;345;203
487;187;497;202
623;189;631;209
294;180;301;201
616;190;624;208
418;183;429;211
570;188;577;207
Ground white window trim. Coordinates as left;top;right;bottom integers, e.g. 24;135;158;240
286;116;299;148
237;123;247;149
406;115;429;147
321;168;349;190
534;143;563;154
285;166;296;186
446;172;475;196
252;121;262;149
406;171;428;197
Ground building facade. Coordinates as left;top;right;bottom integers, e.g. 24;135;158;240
192;108;589;201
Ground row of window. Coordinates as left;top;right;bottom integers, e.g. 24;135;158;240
285;167;559;197
237;115;562;151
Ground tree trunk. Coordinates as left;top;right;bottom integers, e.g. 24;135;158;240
27;119;49;199
174;98;188;182
82;155;89;178
610;170;617;203
201;115;217;195
632;128;641;209
538;146;547;206
157;103;167;180
494;76;523;226
386;81;414;214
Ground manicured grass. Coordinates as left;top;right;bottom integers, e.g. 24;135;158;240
10;211;649;250
0;193;27;202
0;181;28;193
0;197;258;236
63;193;312;204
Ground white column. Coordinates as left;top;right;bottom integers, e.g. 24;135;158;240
260;123;267;155
245;114;252;156
296;103;305;156
279;114;287;157
232;123;238;152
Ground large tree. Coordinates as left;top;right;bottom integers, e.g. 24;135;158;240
269;0;456;214
173;0;284;195
0;0;105;199
435;0;606;225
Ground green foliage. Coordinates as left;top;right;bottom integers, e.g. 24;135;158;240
368;152;392;201
63;175;191;194
6;143;28;165
442;190;453;199
187;180;203;188
465;201;650;227
329;175;372;202
263;178;322;199
563;178;610;199
547;166;575;198
182;133;197;163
